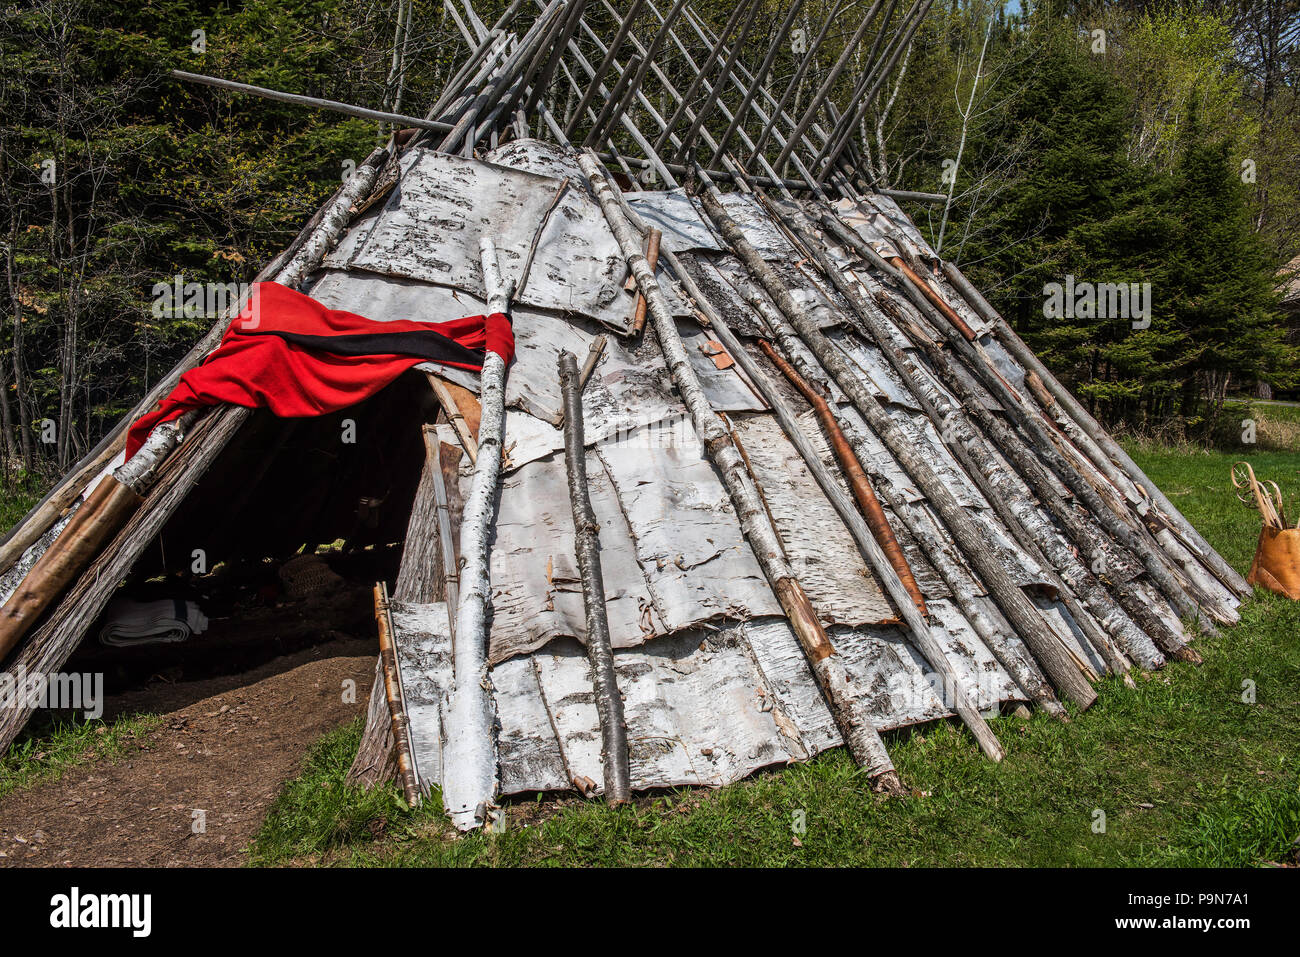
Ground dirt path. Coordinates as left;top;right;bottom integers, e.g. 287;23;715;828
0;638;375;867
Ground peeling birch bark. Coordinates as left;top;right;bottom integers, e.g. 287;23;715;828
579;151;904;790
440;238;510;830
559;349;632;804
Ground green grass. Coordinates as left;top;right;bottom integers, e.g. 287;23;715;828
247;442;1300;868
0;474;47;530
0;713;162;800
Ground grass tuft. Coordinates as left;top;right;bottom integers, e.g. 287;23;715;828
0;712;161;799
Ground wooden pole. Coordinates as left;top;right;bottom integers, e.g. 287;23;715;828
753;339;926;616
374;582;422;806
170;70;453;133
941;260;1250;600
886;242;1231;629
724;262;1063;717
779;204;1170;671
631;228;661;334
440;237;513;830
558;350;632;804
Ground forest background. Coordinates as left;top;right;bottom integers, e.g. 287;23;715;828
2;0;1298;482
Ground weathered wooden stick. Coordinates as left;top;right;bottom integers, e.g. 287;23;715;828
631;228;661;334
0;476;141;664
279;148;389;289
0;440;122;578
440;237;513;830
581;152;905;787
374;582;422;806
707;0;808;168
754;338;926;616
426;374;479;464
787;206;1166;672
564;0;648;137
515;176;570;299
347;658;400;788
426;427;461;646
558;350;632;803
552;334;608;427
770;0;887;175
701;187;1097;709
170;70;453;133
579;334;607;387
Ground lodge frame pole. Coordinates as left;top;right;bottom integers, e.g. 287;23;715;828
439;237;514;830
745;0;846;169
940;261;1250;599
666;0;765;168
169;70;454;133
374;582;422;806
651;0;753;156
719;248;1063;716
774;205;1162;673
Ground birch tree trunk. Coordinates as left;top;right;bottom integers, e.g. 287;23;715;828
439;238;510;830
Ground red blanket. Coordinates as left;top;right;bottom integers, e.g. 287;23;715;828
126;281;513;458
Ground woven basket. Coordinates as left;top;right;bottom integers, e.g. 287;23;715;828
278;554;345;600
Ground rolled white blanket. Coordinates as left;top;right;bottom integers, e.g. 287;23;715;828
99;599;209;647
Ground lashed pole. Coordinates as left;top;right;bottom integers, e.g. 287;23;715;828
771;0;887;176
558;351;633;804
579;152;905;789
707;0;807;168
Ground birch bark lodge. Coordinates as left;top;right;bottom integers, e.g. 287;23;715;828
0;0;1244;830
